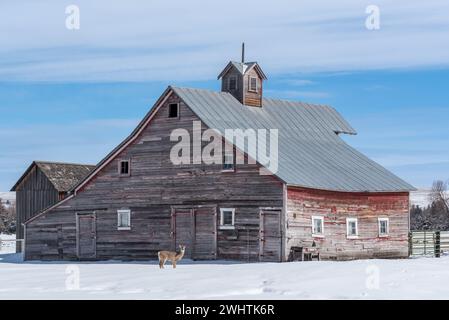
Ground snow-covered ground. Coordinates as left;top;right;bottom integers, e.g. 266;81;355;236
0;252;449;299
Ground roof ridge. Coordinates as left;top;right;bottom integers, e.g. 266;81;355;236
34;160;96;167
172;86;332;109
230;60;257;64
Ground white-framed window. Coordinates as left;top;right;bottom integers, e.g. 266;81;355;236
228;76;237;90
222;150;235;172
117;209;131;230
249;77;258;92
378;218;389;237
346;218;358;239
311;216;324;237
219;208;235;229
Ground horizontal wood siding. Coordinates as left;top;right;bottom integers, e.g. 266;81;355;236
286;187;410;260
25;92;284;261
221;68;244;104
243;68;262;107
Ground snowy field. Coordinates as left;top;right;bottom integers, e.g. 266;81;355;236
410;189;431;208
1;250;449;299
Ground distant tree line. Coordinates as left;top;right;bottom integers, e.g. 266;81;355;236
411;180;449;231
0;199;15;234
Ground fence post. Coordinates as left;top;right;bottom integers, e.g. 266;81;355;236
408;232;412;256
435;231;441;258
247;229;250;263
424;231;427;255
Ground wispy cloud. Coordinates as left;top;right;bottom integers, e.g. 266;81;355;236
279;79;316;86
0;118;138;186
265;89;330;100
341;104;449;188
0;1;448;82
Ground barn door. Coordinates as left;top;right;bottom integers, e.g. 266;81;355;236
76;213;96;260
194;206;217;260
171;206;217;260
259;209;282;262
172;208;194;259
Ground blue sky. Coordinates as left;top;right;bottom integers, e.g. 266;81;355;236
0;0;449;191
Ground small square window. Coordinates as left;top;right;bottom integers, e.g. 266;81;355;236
117;209;131;230
169;103;179;118
229;77;237;90
220;208;235;229
346;218;358;238
312;216;324;237
119;160;130;175
222;151;235;172
249;77;258;92
378;218;389;237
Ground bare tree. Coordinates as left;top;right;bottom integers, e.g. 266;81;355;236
0;199;7;233
0;199;16;234
429;180;449;213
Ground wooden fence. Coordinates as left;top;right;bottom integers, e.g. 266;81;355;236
409;231;449;257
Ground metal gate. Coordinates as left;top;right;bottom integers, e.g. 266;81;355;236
409;231;449;257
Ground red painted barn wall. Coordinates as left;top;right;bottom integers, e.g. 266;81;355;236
286;187;410;260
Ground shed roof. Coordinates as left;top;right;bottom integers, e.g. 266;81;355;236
172;87;415;192
11;161;96;192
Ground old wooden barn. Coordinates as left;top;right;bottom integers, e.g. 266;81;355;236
11;161;95;251
17;57;415;261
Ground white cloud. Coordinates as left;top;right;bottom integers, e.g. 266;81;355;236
265;89;330;99
0;0;448;81
279;79;316;86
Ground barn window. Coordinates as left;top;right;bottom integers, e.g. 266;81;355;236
168;103;179;118
312;216;324;237
119;160;130;175
378;218;389;237
222;150;235;172
219;208;235;229
249;77;258;92
229;76;237;90
117;209;131;230
346;218;358;238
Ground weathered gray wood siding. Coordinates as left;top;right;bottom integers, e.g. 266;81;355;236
25;92;284;261
243;68;263;107
16;165;59;247
221;68;244;104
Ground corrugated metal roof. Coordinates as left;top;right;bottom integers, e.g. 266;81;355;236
231;61;255;74
172;86;415;192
